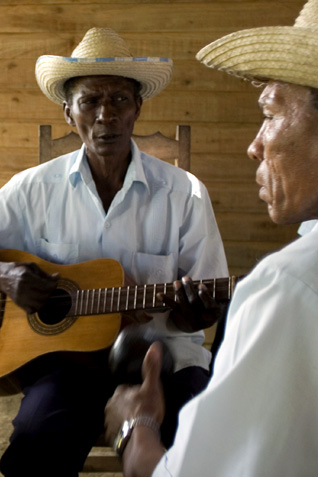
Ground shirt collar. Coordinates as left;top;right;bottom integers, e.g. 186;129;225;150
123;139;149;193
68;140;149;192
298;220;318;236
69;144;91;188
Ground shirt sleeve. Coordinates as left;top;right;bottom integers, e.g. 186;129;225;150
178;177;228;280
153;258;318;476
0;176;26;250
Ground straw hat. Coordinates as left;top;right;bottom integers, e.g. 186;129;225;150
35;27;173;104
196;0;318;89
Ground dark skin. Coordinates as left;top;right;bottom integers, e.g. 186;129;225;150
0;261;59;315
105;341;166;477
63;75;142;213
0;75;143;314
163;276;229;332
0;74;225;332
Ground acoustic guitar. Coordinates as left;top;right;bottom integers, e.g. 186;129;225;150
0;249;238;394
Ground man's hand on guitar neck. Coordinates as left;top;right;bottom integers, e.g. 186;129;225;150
160;276;229;333
0;260;59;314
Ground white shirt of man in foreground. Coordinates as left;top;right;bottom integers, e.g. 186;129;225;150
104;0;318;475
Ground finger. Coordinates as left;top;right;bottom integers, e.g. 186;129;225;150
140;342;165;424
198;284;216;308
172;280;187;307
156;292;177;310
27;264;59;287
40;269;60;284
110;383;131;399
141;341;162;389
181;276;197;304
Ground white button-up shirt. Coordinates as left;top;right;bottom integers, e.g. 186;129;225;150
154;222;318;476
0;140;228;371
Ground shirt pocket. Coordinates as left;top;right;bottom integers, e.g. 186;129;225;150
131;252;176;284
36;238;79;264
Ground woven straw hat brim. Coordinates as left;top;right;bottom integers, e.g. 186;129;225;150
36;55;173;104
196;26;318;89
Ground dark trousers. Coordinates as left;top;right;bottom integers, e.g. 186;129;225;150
0;352;113;477
0;355;210;476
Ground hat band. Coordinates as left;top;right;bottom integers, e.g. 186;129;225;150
59;56;172;64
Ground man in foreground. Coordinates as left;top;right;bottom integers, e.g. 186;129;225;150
0;28;228;476
105;0;318;475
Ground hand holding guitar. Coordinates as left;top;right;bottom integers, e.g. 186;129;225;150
0;250;237;395
0;260;59;314
160;276;230;333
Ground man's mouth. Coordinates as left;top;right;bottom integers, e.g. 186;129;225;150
95;133;119;142
259;185;266;198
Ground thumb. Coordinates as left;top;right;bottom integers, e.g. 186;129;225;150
141;341;163;389
139;341;165;425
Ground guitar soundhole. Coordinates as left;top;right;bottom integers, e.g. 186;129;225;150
28;278;79;336
38;289;72;325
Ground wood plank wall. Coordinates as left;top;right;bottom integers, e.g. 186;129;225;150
0;0;305;276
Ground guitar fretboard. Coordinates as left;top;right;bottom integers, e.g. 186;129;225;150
68;277;237;317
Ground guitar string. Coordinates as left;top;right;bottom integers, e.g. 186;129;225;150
0;277;237;314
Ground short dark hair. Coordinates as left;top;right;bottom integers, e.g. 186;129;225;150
63;75;142;104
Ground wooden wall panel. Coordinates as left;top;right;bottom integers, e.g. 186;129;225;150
0;90;262;122
0;3;303;33
0;0;303;277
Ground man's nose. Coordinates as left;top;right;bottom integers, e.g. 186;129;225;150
247;132;264;162
97;102;117;122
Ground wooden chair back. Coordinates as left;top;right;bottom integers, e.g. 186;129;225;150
39;124;191;171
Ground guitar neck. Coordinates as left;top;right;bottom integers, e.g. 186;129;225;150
68;276;238;317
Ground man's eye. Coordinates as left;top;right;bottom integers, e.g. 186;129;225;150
80;97;98;105
114;95;127;102
85;98;98;104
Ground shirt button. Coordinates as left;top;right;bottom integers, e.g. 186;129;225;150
105;221;111;229
155;269;163;279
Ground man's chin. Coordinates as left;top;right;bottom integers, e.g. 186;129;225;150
268;206;301;226
267;204;287;225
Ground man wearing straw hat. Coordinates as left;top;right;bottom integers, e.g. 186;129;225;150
104;0;318;475
0;27;228;477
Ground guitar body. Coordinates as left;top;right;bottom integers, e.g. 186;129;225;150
0;249;124;395
0;249;237;395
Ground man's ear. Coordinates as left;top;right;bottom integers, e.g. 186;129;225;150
63;101;76;127
135;96;143;121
